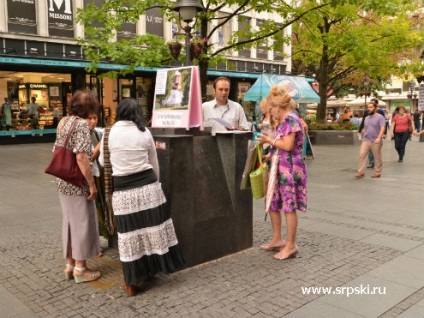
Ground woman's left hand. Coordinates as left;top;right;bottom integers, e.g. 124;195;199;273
257;133;273;145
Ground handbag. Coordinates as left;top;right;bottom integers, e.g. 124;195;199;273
249;145;268;199
408;118;413;133
44;118;85;187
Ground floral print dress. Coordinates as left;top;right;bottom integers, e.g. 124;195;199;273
269;112;307;213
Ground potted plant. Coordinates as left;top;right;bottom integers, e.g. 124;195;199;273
168;40;182;60
189;37;208;60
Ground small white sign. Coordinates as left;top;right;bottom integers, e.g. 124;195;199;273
419;83;424;111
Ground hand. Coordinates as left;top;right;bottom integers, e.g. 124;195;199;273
257;133;272;145
87;183;98;201
374;137;381;144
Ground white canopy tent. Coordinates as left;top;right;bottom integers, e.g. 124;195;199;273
346;97;386;107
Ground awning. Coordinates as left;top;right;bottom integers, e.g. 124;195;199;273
346;97;386;107
243;74;320;103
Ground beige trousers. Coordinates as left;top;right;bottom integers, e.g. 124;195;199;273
357;140;383;174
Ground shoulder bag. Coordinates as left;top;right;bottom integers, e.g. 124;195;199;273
44;118;85;187
249;145;268;199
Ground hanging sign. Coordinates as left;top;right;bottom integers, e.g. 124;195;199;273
152;66;203;130
419;83;424;112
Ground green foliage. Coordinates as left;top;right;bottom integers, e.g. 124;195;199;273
292;0;424;122
309;121;358;130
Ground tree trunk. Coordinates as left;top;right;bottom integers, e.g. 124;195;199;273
316;44;330;123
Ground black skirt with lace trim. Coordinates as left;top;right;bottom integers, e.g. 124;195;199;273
112;169;185;285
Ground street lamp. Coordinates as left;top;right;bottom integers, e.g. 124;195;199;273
173;0;204;66
407;80;417;113
363;73;370;110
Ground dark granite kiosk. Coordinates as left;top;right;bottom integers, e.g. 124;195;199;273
150;128;253;268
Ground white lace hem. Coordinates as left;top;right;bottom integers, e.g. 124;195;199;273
118;219;179;262
112;182;167;216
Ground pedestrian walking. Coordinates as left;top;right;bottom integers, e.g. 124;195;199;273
54;90;102;284
390;105;415;162
257;85;307;260
355;102;386;178
99;98;184;297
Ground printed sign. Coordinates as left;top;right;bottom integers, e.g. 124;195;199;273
7;0;37;34
152;66;203;130
48;0;74;37
419;83;424;112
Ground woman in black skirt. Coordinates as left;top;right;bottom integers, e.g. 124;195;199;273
99;98;184;297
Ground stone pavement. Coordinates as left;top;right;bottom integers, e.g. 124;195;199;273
0;138;423;318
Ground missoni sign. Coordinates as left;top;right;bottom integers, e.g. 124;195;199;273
48;0;74;38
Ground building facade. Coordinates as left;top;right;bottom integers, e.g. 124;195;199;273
0;0;291;143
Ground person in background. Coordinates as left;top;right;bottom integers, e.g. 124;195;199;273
413;110;421;133
358;98;386;169
202;77;250;134
355;102;386;178
350;113;360;127
1;97;12;130
391;105;415;162
257;85;307;260
85;112;110;250
54;90;102;284
27;97;40;129
247;116;256;131
340;108;351;122
99;98;184;297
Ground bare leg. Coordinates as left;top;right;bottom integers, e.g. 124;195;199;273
269;211;283;243
274;211;299;259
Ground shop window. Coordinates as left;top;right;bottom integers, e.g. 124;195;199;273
217;12;232;48
237;17;251;58
5;39;25;55
47;43;64;58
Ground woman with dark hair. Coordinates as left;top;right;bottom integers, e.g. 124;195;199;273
54;89;102;283
99;98;184;297
390;105;415;162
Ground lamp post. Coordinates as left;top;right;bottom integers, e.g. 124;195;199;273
407;80;417;113
363;74;370;116
173;0;203;66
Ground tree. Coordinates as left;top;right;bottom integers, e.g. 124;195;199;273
291;0;424;122
76;0;336;99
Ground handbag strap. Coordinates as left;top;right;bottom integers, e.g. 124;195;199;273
64;117;79;148
256;144;262;166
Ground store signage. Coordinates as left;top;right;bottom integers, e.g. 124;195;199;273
419;83;424;112
146;7;164;37
7;0;37;34
152;66;203;130
48;0;74;37
29;84;48;89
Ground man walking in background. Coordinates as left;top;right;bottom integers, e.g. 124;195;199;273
355;102;386;179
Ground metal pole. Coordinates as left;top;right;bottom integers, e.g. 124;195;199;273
185;25;192;66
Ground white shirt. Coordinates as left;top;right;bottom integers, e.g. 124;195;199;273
99;121;159;178
202;98;250;135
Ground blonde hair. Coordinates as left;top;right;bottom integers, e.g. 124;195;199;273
269;85;296;111
259;95;273;113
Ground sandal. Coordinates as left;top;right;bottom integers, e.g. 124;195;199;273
73;266;101;284
122;283;138;297
64;264;74;281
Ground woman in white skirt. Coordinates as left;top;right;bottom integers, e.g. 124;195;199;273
54;90;102;283
99;98;184;297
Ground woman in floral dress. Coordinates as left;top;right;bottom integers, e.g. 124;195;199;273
258;85;307;260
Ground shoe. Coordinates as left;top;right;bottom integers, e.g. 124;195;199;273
355;172;365;178
398;159;403;162
367;164;374;169
274;246;299;260
122;284;138;297
73;267;101;284
371;173;381;178
260;241;286;251
64;264;74;281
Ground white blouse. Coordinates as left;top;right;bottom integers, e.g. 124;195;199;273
99;121;159;178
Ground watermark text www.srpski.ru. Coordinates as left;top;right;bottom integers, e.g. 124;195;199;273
301;284;387;297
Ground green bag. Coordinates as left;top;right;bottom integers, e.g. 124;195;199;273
250;145;268;199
